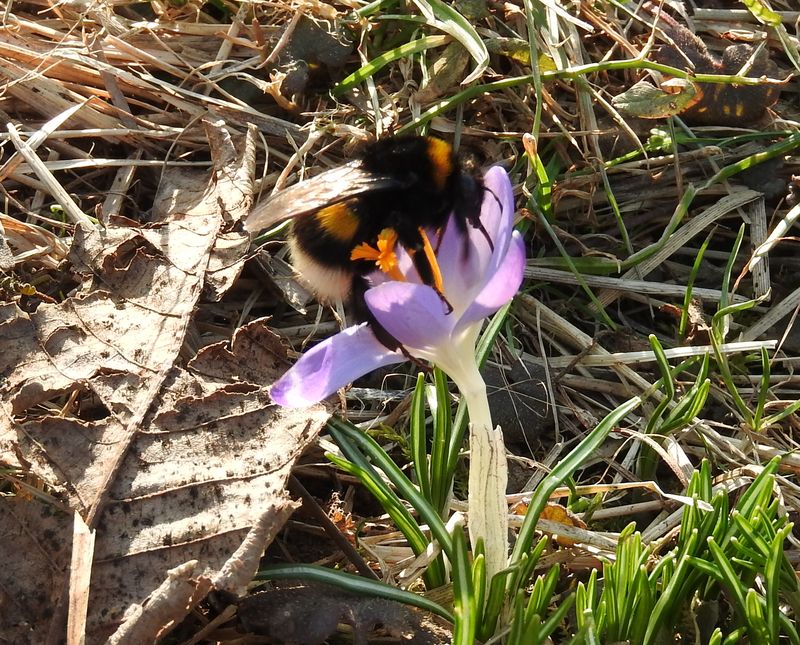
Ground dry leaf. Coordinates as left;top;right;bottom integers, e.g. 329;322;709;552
0;122;329;643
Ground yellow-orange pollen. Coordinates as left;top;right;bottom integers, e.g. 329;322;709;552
350;227;447;300
350;229;405;282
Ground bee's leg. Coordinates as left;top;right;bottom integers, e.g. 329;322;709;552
434;227;445;254
473;218;494;252
484;185;502;212
461;220;494;262
465;186;498;254
399;345;432;372
404;227;453;314
351;276;431;371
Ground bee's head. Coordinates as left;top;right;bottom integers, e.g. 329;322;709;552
454;172;485;230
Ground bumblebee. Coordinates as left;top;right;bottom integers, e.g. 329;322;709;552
245;136;493;350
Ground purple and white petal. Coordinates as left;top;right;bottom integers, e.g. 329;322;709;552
456;232;526;330
365;281;453;349
434;167;510;308
481;166;515;244
434;216;487;309
270;323;404;408
478;166;517;280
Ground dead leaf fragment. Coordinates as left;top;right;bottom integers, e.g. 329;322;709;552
0;121;329;644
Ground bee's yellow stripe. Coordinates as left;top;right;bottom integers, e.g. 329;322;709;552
426;137;453;191
315;202;359;242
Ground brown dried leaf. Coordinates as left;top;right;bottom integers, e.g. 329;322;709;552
188;318;288;390
0;122;328;643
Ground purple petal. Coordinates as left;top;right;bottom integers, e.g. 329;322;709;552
457;232;526;328
433;217;486;308
270;323;404;407
435;167;514;307
365;281;453;349
481;166;515;248
480;166;517;277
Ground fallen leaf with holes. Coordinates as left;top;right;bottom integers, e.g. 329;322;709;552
0;121;328;643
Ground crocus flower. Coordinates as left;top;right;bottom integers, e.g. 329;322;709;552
271;165;525;578
270;165;525;408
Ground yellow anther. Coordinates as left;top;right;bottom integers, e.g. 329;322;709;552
350;229;405;282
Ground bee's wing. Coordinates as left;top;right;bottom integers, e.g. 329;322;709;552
245;161;403;234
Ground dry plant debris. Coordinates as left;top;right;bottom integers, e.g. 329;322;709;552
1;118;328;641
0;0;798;642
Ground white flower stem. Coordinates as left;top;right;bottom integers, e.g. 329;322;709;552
425;327;509;579
451;362;509;580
